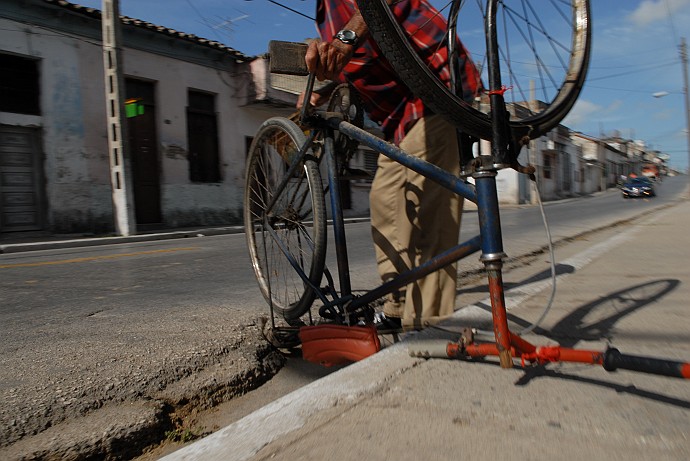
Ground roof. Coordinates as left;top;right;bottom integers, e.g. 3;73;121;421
43;0;254;62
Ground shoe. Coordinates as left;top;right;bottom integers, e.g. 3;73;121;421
373;312;402;333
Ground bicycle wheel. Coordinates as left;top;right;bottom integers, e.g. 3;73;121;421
244;117;327;321
356;0;591;142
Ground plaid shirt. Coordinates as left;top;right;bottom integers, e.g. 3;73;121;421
316;0;482;145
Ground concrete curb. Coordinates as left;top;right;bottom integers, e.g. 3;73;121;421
159;197;690;461
0;218;374;254
160;209;658;461
0;227;243;254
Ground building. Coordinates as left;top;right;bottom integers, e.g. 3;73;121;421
1;1;668;238
1;0;289;236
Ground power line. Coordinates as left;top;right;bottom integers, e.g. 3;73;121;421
587;60;678;82
664;0;680;48
184;0;226;43
585;84;682;94
265;0;315;21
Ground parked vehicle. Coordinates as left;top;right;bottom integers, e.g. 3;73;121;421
641;163;660;181
621;177;656;198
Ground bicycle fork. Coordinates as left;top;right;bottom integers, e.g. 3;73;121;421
476;0;521;368
475;166;512;368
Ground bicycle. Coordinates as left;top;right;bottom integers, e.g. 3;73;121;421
244;0;690;379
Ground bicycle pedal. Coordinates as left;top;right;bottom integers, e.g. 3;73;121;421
300;324;381;367
373;312;403;334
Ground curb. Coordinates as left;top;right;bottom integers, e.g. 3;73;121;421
0;218;374;255
0;227;240;254
160;201;680;461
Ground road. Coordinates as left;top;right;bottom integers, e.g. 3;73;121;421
0;176;685;459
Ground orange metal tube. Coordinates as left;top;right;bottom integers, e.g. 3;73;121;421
487;270;513;368
519;346;606;365
464;342;515;359
557;348;606;365
509;332;537;355
682;363;690;379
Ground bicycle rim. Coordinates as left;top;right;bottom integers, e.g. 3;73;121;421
244;117;327;321
356;0;591;142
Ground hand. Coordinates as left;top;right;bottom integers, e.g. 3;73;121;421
296;91;330;110
305;39;354;81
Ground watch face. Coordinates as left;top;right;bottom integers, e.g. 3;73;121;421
337;30;357;44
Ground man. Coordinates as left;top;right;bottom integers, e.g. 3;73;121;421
299;0;482;330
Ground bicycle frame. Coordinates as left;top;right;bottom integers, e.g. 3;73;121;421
289;111;689;378
310;112;484;312
258;1;690;378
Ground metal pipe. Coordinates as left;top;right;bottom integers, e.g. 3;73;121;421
604;348;690;379
324;117;478;203
487;269;512;368
485;0;511;166
349;235;482;311
475;171;505;258
324;134;353;305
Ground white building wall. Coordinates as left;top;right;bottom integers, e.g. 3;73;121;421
1;9;282;233
571;134;605;193
121;47;251;226
1;19;114;232
495;168;520;204
564;142;580;196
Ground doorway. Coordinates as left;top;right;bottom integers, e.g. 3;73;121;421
126;79;162;229
0;126;45;233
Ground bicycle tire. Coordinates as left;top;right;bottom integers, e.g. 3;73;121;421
356;0;591;142
244;117;327;321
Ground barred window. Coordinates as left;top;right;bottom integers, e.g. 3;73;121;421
0;54;40;115
187;90;220;182
363;149;378;176
543;155;552;179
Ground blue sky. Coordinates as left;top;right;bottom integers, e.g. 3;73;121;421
75;0;690;171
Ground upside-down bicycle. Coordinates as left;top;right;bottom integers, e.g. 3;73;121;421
244;0;690;378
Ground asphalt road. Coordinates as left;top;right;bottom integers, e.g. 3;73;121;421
0;176;685;459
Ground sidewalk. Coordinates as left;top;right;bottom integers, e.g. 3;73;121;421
161;200;690;461
0;226;243;254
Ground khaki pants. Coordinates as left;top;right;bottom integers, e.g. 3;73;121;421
370;115;463;329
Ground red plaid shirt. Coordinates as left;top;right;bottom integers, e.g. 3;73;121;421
317;0;482;145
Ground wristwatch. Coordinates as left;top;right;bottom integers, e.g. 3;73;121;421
334;29;358;46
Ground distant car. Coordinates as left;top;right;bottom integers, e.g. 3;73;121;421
621;177;656;198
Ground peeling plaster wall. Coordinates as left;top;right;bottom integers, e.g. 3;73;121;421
120;47;259;227
2;2;348;234
45;39;114;233
1;7;279;234
160;183;240;227
0;18;114;234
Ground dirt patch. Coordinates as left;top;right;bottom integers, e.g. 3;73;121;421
0;318;285;461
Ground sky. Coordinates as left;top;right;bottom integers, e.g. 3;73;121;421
74;0;690;172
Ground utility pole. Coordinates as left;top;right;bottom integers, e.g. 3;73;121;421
101;0;136;235
680;37;690;197
528;79;539;204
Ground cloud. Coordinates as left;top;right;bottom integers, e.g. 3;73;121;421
628;0;690;26
562;99;624;128
562;100;602;127
653;108;675;120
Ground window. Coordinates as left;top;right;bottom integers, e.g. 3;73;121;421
0;54;40;115
363;149;378;177
543;154;552;179
187;90;220;182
